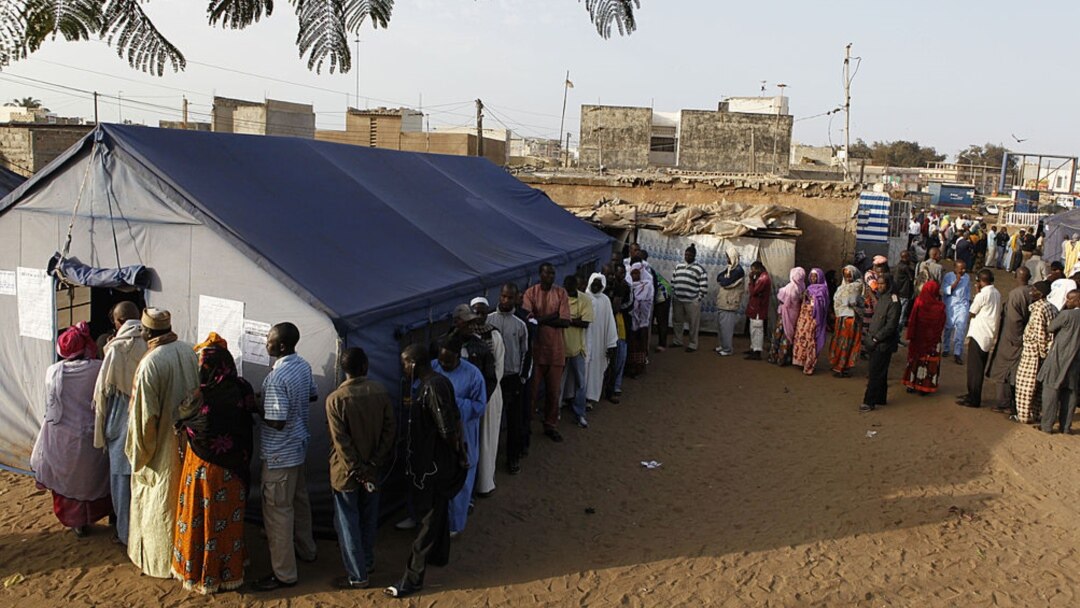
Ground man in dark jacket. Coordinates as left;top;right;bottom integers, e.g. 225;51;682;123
860;274;902;412
895;250;916;333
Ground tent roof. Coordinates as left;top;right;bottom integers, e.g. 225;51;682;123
2;124;610;330
0;165;25;198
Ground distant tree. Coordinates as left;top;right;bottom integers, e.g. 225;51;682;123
846;138;873;160
863;140;945;168
957;143;1016;170
0;0;642;76
5;97;44;109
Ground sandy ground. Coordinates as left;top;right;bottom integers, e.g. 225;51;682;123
4;269;1080;607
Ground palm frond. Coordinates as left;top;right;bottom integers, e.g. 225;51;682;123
582;0;639;38
207;0;274;29
21;0;101;52
293;0;349;74
0;0;29;66
342;0;392;31
102;0;186;75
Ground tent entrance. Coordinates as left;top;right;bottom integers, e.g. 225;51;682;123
55;283;146;343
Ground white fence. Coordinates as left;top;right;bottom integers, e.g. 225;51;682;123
1006;212;1048;228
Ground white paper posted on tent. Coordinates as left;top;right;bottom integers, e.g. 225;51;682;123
197;295;245;372
16;267;54;341
0;270;15;296
241;320;272;367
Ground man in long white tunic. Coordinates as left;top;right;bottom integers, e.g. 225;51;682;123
472;297;505;497
125;308;199;578
584;273;618;406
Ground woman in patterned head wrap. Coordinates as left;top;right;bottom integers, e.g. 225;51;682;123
829;265;864;377
792;268;830;375
29;321;112;537
171;333;259;594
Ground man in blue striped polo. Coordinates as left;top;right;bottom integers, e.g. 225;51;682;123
671;244;708;353
253;322;319;591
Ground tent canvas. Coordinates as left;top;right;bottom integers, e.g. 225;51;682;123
0;124;612;529
0;165;25;198
1042;209;1080;265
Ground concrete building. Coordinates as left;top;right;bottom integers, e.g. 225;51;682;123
211;97;315;138
0;124;94;177
510;136;562;162
315;107;507;166
578;100;793;174
159;120;212;131
0;106;84;126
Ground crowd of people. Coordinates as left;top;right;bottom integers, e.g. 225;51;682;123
24;219;1080;600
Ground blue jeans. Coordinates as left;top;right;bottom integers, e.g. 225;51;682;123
105;394;131;544
332;488;379;584
613;340;628;393
564;354;587;420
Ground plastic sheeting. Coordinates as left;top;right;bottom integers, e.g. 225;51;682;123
1043;209;1080;265
48;253;150;289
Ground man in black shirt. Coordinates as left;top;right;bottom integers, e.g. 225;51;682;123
895;250;915;334
860;275;902;413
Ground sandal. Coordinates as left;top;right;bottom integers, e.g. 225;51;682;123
384;580;422;599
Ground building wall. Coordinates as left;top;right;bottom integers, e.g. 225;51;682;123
518;173;859;271
578;105;652;170
212;97;315;138
0;125;92;176
678;111;793;174
314;130;507;166
159;121;212;131
265;100;315;139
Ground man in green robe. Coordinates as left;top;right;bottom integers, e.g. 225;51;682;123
125;308;199;578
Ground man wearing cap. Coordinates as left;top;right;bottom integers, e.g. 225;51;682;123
449;304;498;405
125;308;199;578
469;296;505;498
671;244;708;352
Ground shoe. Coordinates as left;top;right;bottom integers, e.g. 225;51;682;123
743;349;754;355
608;395;620;404
714;346;724;354
71;526;89;538
954;355;964;365
906;387;916;394
717;350;732;357
685;347;697;353
334;576;370;590
859;403;875;413
544;428;564;443
252;574;297;591
585;401;595;412
508;461;521;475
394;517;417;531
990;405;1011;413
956;399;979;408
296;551;317;564
384;580;422;599
476;489;496;499
449;530;462;540
744;352;762;360
576;415;588;429
672;339;684;347
655;346;666;353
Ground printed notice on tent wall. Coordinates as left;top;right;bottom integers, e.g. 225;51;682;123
0;270;15;296
17;267;54;341
241;320;272;367
197;295;244;374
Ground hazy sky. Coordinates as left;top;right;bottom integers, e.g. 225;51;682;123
3;0;1078;159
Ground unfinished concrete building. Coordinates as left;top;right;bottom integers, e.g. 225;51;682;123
212;97;316;139
578;99;793;175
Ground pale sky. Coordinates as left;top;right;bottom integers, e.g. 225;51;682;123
2;0;1077;159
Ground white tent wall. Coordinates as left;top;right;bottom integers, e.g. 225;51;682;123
0;148;341;519
636;229;795;334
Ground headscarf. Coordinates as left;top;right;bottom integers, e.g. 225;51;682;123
872;255;888;266
906;280;946;360
834;265;863;310
1048;279;1077;311
805;268;830;352
588;272;607;293
176;340;259;483
92;319;147;448
57;321;97;360
777;267;806;340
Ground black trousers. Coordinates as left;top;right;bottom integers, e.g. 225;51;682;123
997;381;1017;414
966;338;989;406
1040;386;1078;433
403;488;452;588
653;299;670;348
502;374;525;466
863;347;894;407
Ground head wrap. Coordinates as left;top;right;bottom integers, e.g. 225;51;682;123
777;268;807;340
907;280;946;359
1048;279;1078;311
805;268;830;351
470;297;489;308
141;307;171;331
56;321;96;360
726;247;740;269
873;255;888;266
588;272;607;292
195;332;228;353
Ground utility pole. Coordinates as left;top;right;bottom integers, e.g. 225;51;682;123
558;70;570;167
843;43;852;181
182;95;189;128
354;36;361;105
93;92;99;124
118;90;123;123
476;99;485;158
565;132;571;167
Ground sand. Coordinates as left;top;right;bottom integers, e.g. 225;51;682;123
3;270;1080;607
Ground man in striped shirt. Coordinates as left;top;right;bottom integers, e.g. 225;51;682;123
253;322;319;591
671;244;708;352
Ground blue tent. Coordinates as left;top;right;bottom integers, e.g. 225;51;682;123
0;165;25;198
0;124;611;526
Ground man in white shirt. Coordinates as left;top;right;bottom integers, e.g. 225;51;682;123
957;269;1002;408
908;217;921;250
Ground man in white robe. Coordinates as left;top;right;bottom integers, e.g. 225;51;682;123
584;273;618;405
125;308;199;578
472;298;505;497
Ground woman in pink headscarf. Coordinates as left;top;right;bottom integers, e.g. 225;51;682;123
792;268;830;375
30;322;112;537
768;267;806;366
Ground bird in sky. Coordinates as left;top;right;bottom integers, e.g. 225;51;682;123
1012;134;1028;144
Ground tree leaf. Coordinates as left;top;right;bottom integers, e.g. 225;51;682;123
293;0;349;74
102;0;186;75
582;0;639;38
342;0;392;31
207;0;274;29
0;0;30;66
21;0;102;52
